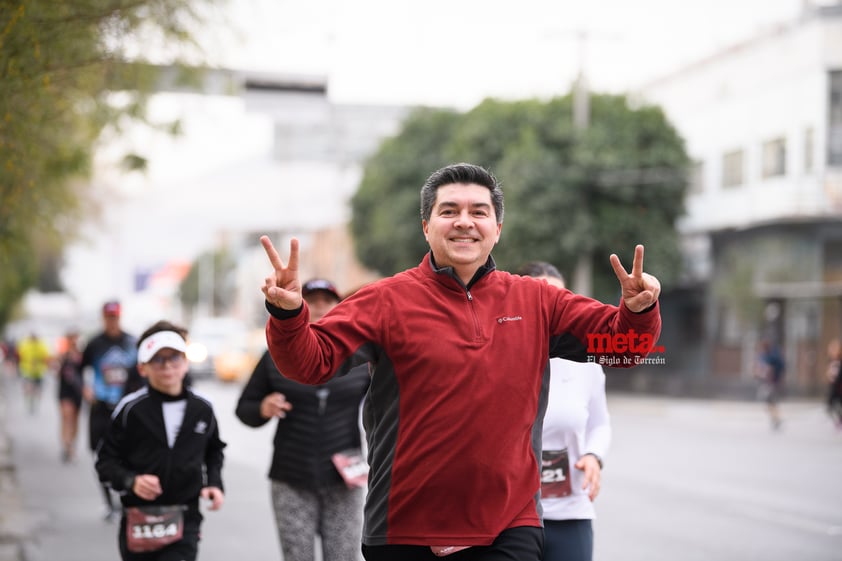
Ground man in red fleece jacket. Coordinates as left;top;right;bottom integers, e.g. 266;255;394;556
260;162;661;561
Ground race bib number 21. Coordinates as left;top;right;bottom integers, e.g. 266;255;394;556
541;449;572;498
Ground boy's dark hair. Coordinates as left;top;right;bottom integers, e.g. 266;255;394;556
420;163;504;224
516;261;565;285
137;320;188;349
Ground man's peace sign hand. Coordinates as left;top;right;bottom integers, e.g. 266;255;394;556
609;244;661;313
260;235;303;311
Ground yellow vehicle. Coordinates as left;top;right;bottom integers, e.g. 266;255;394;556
186;318;265;382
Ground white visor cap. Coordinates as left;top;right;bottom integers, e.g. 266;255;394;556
138;330;187;363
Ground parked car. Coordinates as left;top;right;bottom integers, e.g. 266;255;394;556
212;328;265;383
186;317;259;381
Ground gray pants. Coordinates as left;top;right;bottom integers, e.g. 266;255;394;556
271;479;364;561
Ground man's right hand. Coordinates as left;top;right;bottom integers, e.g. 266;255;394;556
260;236;303;311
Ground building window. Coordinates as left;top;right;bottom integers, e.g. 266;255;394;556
761;137;786;179
804;127;814;173
722;149;744;188
830;70;842;166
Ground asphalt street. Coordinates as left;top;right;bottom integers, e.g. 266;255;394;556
1;369;840;561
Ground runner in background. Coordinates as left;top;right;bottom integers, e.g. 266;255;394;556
825;339;842;429
517;261;611;561
81;300;139;521
754;339;785;431
17;331;52;414
56;328;84;463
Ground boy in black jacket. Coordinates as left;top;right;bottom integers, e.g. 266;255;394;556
96;320;226;560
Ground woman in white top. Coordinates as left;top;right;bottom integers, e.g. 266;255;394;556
518;262;612;561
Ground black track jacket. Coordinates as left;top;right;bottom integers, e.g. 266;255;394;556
96;386;226;509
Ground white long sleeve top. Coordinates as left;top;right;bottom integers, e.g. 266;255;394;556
541;358;612;520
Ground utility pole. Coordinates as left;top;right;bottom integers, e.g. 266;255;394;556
572;29;593;297
572;30;590;131
543;26;622;296
561;28;623;297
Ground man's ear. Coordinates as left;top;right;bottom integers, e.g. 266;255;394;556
137;364;149;378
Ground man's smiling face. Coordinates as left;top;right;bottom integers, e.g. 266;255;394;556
422;182;502;284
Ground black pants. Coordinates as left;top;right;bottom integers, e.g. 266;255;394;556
829;382;842;422
543;519;593;561
361;526;543;561
90;401;119;513
89;401;116;452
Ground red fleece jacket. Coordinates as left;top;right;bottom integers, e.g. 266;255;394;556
266;254;661;547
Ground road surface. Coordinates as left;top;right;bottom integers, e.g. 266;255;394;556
3;372;840;561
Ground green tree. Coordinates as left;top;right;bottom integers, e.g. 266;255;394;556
351;108;460;275
350;93;690;303
0;0;223;329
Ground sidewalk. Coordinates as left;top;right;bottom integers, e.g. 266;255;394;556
0;369;125;561
0;404;22;561
0;367;36;561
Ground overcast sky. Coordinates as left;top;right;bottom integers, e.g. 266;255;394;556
52;0;824;322
202;0;811;108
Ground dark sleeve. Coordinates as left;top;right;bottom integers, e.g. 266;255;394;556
123;366;145;394
235;351;275;427
80;341;94;370
204;411;226;491
549;333;589;362
94;407;135;492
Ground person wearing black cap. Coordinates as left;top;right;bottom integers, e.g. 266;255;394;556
96;320;225;561
237;279;370;561
81;300;140;521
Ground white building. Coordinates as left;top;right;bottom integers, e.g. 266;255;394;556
637;2;842;395
60;69;407;334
